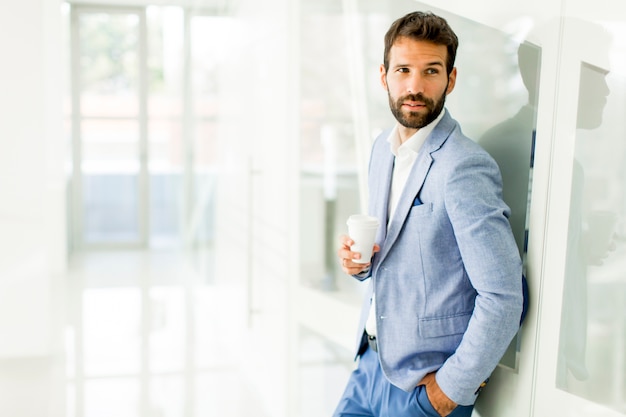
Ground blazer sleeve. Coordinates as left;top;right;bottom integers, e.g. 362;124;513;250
435;150;524;405
351;266;372;281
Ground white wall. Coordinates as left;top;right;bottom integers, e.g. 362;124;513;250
0;1;66;416
0;0;65;357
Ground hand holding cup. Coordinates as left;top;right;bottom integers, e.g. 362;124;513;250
338;215;380;274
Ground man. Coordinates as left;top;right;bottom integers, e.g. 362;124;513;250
334;11;523;417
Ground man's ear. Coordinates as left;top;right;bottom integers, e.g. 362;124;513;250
446;67;457;95
380;64;388;90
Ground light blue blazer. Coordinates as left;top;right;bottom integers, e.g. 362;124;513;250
354;110;523;406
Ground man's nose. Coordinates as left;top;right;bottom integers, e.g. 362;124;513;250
406;74;425;94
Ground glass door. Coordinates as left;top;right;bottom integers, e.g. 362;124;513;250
71;6;147;247
533;2;626;416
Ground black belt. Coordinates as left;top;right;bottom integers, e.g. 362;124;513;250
367;334;378;352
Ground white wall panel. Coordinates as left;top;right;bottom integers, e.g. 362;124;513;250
0;0;65;358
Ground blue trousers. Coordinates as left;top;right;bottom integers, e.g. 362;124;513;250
333;347;474;417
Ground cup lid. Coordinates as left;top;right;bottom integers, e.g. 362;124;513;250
347;214;380;227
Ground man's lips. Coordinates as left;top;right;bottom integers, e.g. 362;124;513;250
402;102;426;109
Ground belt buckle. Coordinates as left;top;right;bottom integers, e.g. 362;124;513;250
367;335;378;352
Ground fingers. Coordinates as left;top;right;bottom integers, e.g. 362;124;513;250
341;257;369;275
338;234;361;262
337;234;355;256
418;372;457;416
337;234;371;275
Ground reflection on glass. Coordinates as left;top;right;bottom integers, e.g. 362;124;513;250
480;41;541;259
557;21;626;414
478;40;541;370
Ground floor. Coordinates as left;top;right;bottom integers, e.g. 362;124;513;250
0;249;352;417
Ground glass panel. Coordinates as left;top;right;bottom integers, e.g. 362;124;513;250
78;12;140;118
557;20;626;414
298;0;362;295
147;6;184;118
146;6;184;247
479;40;540;260
192;121;217;247
478;39;541;369
148;118;183;245
188;15;228;262
77;10;143;245
82;119;140;243
190;16;233;118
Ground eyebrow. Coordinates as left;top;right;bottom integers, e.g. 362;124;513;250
392;61;445;69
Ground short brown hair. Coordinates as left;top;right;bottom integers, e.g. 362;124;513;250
383;11;458;75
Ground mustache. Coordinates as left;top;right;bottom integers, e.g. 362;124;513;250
397;93;434;107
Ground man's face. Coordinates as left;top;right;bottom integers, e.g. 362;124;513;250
381;37;456;136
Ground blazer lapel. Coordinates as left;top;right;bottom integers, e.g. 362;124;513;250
384;152;433;249
371;144;394;245
376;112;456;265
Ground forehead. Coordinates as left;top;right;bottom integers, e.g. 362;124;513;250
388;37;448;65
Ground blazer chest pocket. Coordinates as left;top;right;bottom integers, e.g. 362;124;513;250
407;202;433;218
418;312;472;338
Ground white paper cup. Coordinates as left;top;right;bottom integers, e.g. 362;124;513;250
347;214;380;264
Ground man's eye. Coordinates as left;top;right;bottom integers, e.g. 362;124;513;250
425;68;439;75
397;68;409;73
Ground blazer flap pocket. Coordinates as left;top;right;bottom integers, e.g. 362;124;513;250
419;312;472;338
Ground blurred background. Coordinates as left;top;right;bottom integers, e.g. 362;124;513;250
0;0;625;416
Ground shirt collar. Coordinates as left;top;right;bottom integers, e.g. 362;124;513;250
387;108;446;157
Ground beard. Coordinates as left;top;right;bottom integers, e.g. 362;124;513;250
388;88;447;129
